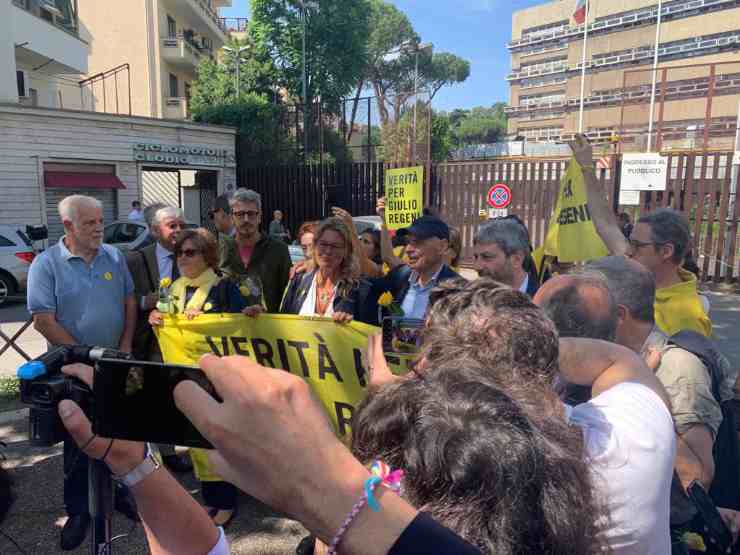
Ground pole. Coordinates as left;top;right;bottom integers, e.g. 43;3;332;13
302;4;308;160
577;0;589;133
413;49;419;161
234;53;239;96
646;0;663;152
723;97;740;279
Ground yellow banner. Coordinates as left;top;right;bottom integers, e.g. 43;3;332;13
542;157;609;263
155;314;413;438
384;165;424;230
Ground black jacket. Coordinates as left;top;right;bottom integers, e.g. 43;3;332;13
280;270;378;326
371;264;461;311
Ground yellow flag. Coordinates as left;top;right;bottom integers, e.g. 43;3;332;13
543;157;609;263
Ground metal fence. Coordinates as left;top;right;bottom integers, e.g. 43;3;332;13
240;152;740;282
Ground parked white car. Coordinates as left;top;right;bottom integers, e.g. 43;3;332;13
103;220;197;252
0;225;37;305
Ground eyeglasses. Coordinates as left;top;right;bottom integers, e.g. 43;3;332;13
316;241;345;252
232;210;260;220
176;248;201;258
629;238;664;250
165;222;187;230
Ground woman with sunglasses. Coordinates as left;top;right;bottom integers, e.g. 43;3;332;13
149;227;250;528
267;217;377;325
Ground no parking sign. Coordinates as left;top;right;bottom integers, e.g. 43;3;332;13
487;184;512;209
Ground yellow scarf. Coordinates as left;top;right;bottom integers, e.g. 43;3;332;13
655;268;712;337
171;268;220;314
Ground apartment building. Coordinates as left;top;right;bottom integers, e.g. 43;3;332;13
507;0;740;149
0;1;237;239
78;0;232;120
1;0;87;108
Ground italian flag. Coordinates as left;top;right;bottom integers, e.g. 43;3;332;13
573;0;588;24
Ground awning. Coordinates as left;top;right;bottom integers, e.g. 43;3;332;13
44;172;126;190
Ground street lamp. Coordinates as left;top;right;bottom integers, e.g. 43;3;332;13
222;45;249;96
296;0;319;159
412;42;433;161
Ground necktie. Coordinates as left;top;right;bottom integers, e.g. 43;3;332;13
169;254;180;281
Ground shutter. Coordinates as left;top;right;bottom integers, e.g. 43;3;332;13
45;188;117;244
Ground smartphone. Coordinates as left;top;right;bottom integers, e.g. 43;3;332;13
92;358;218;449
382;317;425;354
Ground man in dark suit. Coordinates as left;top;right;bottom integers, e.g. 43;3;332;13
373;216;460;319
473;217;539;297
126;205;192;473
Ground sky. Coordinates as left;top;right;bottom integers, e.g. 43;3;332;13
219;0;549;111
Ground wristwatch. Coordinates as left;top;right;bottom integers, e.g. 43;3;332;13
112;443;160;487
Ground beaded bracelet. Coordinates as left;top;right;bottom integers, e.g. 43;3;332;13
327;461;404;555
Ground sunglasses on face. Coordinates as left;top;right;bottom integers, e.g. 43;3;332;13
176;248;201;258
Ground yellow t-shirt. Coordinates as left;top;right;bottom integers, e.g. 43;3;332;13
655;268;712;337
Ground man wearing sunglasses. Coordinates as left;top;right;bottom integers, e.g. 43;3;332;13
219;188;291;313
570;135;711;338
208;193;235;238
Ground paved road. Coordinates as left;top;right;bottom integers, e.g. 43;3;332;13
0;417;307;554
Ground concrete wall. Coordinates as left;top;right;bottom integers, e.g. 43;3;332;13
0;104;236;227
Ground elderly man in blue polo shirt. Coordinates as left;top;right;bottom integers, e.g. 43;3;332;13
374;216;460;320
27;194;137;551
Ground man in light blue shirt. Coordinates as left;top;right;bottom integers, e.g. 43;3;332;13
26;194;136;550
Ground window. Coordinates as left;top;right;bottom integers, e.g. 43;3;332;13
16;70;26;97
167;15;177;38
0;235;15;247
169;74;178;98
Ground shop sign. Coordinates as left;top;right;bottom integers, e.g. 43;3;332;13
133;143;236;167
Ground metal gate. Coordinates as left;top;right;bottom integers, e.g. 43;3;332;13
197;171;218;234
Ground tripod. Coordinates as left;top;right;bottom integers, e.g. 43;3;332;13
88;458;114;555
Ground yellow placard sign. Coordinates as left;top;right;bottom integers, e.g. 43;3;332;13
155;314;413;438
542;157;609;263
384;165;424;230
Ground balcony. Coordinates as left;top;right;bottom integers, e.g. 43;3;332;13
164;97;189;120
185;0;228;42
10;0;87;74
161;35;206;69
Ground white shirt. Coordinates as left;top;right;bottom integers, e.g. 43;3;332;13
128;208;144;222
299;273;335;317
565;382;675;555
155;242;175;281
207;528;229;555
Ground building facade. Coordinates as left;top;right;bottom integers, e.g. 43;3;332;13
0;104;237;242
77;0;231;119
507;0;740;149
1;0;88;109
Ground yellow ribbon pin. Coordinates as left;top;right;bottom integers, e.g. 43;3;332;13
103;272;113;281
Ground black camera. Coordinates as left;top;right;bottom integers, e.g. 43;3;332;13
18;346;215;449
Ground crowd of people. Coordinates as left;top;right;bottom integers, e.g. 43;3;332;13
7;134;740;555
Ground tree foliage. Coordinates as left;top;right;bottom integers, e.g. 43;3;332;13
249;0;370;106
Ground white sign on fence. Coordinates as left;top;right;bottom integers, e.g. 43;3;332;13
620;153;668;191
619;189;641;206
733;151;740;165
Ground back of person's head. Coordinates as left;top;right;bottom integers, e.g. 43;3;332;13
423;279;559;390
132;200;141;209
587;256;655;324
638;208;691;265
351;367;603;555
212;193;232;215
534;273;618;342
